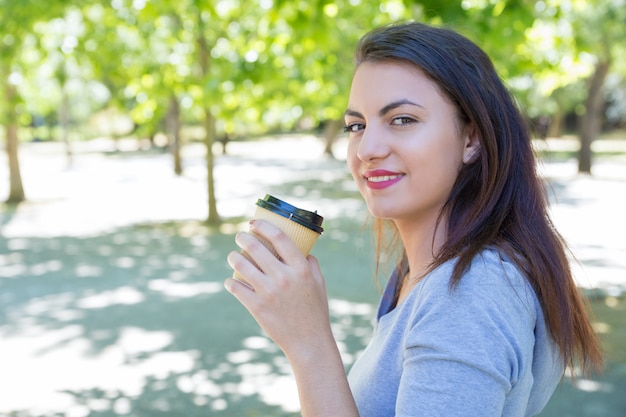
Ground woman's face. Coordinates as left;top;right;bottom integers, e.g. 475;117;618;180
345;61;478;224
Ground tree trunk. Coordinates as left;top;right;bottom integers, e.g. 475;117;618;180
196;11;220;225
166;95;183;175
578;59;610;173
4;81;26;203
59;84;74;168
322;118;343;158
547;111;564;138
203;109;220;224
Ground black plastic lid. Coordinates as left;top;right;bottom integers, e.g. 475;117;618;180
256;194;324;234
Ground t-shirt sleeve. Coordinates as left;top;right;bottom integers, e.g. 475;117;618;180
396;261;536;417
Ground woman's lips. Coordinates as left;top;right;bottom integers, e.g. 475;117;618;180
364;170;405;190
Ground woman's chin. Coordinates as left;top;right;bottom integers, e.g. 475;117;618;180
366;204;399;220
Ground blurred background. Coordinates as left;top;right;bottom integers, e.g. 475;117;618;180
1;0;625;416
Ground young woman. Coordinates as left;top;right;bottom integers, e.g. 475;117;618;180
225;22;602;416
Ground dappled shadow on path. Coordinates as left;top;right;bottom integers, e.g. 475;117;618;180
0;202;19;229
3;216;625;417
538;291;626;417
538;364;626;417
541;170;626;298
0;216;377;417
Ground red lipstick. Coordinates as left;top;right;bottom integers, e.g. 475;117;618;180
364;169;405;190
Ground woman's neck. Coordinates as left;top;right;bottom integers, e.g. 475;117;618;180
395;214;448;287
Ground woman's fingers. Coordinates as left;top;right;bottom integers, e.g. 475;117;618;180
226;250;258;289
307;254;325;285
247;220;308;269
229;220;308;283
226;234;272;290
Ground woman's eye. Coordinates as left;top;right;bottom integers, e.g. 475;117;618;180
343;123;364;133
391;117;416;126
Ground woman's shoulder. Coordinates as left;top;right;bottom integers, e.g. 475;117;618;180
413;247;538;320
466;247;529;288
423;247;528;290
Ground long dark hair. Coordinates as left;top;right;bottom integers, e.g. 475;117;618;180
355;22;602;375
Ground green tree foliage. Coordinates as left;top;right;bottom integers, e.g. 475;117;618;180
568;0;626;172
507;0;626;172
268;0;418;153
1;0;95;202
3;0;625;212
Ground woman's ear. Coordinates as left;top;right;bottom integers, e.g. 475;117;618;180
462;125;481;164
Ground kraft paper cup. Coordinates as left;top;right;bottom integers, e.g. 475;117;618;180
233;195;324;284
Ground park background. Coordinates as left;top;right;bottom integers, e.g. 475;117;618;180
1;0;625;416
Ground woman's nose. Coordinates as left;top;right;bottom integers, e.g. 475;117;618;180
357;126;390;162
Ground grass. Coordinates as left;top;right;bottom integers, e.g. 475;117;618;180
2;216;622;417
591;295;626;364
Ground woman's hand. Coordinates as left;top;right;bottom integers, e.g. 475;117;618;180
224;219;333;359
225;219;360;417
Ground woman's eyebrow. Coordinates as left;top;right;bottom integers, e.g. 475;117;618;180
379;99;422;116
344;109;363;118
344;99;423;119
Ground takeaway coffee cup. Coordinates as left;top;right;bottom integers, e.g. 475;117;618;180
233;194;324;283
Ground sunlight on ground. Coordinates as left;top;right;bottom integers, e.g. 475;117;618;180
0;325;196;415
0;135;357;238
0;287;375;415
148;280;223;298
539;160;626;294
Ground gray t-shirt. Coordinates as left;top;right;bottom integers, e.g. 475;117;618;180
348;248;564;416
